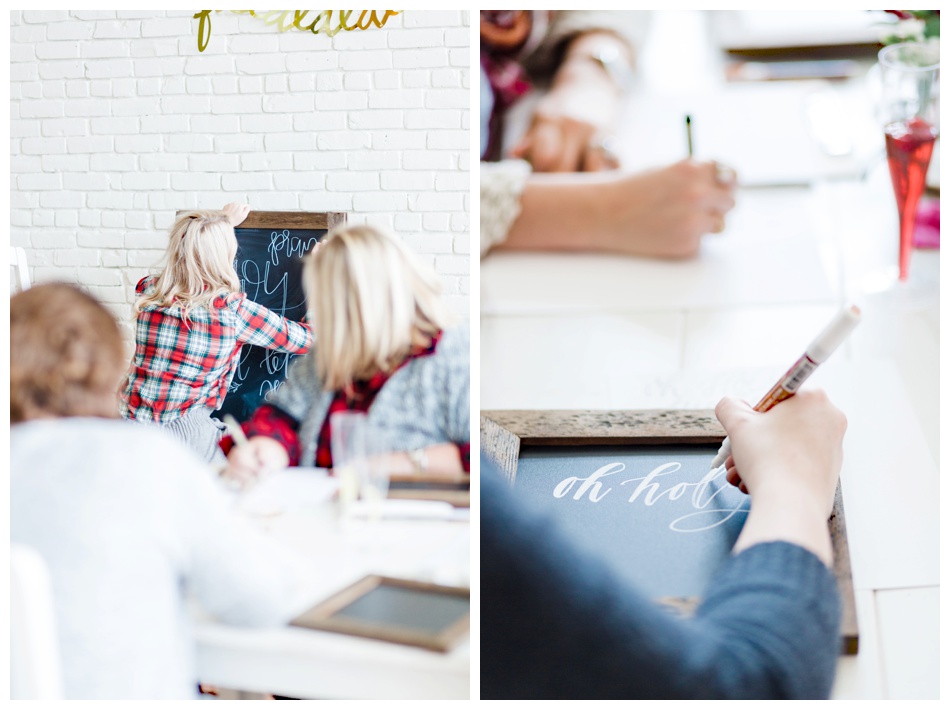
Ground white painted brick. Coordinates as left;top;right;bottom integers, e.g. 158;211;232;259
211;95;262;114
373;131;426;150
317;131;371;151
21;137;67;155
64;99;110;117
81;39;132;59
32;232;78;249
11;120;41;139
34;266;79;283
279;30;333;53
11;44;35;63
435;172;469;191
161;94;212;114
449;48;470;69
314;90;367;110
84;59;135;79
125;230;168;249
12;156;43;174
326;172;379;192
165;135;214;152
240;153;294;172
190;154;241;173
340;50;392;71
264;74;288;93
426;89;468;109
12;24;47;43
262;94;314;113
368;90;424;109
348;151;400;171
91;154;137;172
101;213;126;228
381;171;433;191
214;134;262;153
409;193;463;212
405;109;460;129
393;48;447;69
348;110;402;130
388;28;444;49
185;55;235;76
285;53;339;73
79;267;124;286
244;192;300;211
55;249;101;267
93;20;142;39
186;76;214;94
403;151;455;170
293;152;348;170
289;73;316;92
353;193;405;212
65;81;89;98
140;114;190;134
426;130;468;150
431;68;463;88
11;210;32;227
445;27;469;47
405;70;434;89
235;54;287;75
147;191;201;212
212;76;239;93
372;71;400;90
101;250;128;268
222;173;273;191
41;118;88;137
141;17;193;38
64;173;111;191
86;191;134;210
78;230;125;249
31;210;55;227
11;64;40;81
228;33;280;54
300;193;353;212
132;37;179;58
35;41;80;60
113;97;163;116
171;174;221;191
293;112;348;132
238;76;265;94
265;133;317;152
394;213;423;231
78;210;102;227
343;72;371;91
273;172;327;191
90;117;140;135
423;213;450;231
127;250;167;268
44;20;93;41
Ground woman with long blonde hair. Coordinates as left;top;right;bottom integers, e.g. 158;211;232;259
120;203;312;463
223;223;470;481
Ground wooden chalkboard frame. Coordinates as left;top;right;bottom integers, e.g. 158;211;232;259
480;409;859;655
289;575;470;652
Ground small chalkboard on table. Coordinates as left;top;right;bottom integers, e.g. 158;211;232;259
481;409;859;655
291;575;470;652
187;210;347;421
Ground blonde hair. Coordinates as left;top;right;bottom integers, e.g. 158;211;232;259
305;224;453;391
11;283;126;423
135;210;240;321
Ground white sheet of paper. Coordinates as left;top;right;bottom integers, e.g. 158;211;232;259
235;467;338;517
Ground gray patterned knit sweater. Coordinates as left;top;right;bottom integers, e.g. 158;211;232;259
266;325;470;465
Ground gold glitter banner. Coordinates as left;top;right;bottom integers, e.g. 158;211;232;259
193;10;402;52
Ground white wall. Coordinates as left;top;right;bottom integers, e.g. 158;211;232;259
10;10;471;340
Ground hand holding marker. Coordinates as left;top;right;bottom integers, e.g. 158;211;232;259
711;305;862;484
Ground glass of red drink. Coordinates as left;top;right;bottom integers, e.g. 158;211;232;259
878;42;939;282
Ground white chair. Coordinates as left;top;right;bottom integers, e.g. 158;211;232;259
10;246;31;292
10;544;64;700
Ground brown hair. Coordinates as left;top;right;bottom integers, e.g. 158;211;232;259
11;283;126;423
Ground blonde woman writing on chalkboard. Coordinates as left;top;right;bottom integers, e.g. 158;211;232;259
120;204;313;464
221;224;470;483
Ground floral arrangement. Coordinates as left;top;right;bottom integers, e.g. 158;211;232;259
881;10;940;45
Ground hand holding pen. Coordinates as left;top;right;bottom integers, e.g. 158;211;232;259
221;415;289;489
711;305;861;491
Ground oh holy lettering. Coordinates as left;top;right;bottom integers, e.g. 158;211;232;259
194;10;402;52
552;461;748;533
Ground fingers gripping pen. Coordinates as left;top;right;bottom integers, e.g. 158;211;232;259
709;305;862;471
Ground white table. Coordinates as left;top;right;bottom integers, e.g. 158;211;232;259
481;10;938;700
193;474;470;699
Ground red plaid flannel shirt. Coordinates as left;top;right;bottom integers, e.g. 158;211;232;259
120;276;313;423
221;332;471;472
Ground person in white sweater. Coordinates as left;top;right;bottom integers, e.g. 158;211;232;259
10;282;321;699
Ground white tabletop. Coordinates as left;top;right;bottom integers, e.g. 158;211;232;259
481;11;939;700
193;470;470;699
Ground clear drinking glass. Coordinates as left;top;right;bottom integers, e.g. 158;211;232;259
878;41;939;282
330;411;368;519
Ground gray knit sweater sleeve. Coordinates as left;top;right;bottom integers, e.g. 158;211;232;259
265;326;470;465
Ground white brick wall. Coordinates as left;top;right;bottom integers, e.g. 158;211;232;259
11;10;472;338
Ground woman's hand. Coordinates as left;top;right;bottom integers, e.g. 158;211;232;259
222;436;289;488
717;390;847;564
222;202;251;227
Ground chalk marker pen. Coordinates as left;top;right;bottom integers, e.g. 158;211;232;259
709;304;862;471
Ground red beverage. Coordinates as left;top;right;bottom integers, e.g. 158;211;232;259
884;117;937;280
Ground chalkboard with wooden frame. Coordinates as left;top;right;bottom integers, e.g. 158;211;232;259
480;409;859;655
175;209;346;421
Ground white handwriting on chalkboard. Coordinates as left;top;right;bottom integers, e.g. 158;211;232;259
268;229;321;266
552;462;747;533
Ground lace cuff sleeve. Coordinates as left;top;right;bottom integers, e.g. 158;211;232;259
480;159;532;257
